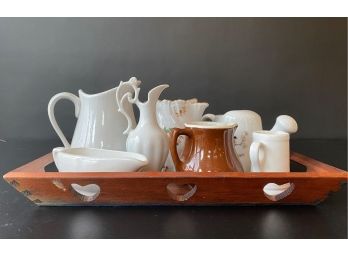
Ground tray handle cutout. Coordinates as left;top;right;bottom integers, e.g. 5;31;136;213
166;183;197;202
263;182;295;201
70;183;100;202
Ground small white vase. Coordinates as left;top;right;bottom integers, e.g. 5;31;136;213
116;79;169;171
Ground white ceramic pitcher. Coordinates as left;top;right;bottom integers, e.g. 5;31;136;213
250;130;290;172
117;80;169;171
48;77;137;150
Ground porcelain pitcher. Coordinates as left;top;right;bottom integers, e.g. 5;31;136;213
250;131;290;172
48;77;137;150
169;121;243;172
156;98;209;171
117;80;169;171
203;110;262;171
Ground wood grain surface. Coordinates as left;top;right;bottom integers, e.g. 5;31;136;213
3;152;347;206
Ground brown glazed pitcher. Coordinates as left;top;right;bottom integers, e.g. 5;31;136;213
169;121;243;172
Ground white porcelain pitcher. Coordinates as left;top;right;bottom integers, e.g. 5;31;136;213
117;80;169;171
250;130;290;172
48;77;137;150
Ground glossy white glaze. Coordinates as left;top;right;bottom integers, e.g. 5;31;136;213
156;99;209;171
117;82;169;171
52;147;148;172
270;115;298;134
48;77;137;150
250;130;290;172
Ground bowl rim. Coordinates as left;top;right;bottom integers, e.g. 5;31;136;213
53;147;148;163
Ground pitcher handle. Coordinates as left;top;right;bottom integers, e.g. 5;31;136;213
250;141;263;172
169;128;194;171
116;77;141;135
48;92;80;148
202;113;216;121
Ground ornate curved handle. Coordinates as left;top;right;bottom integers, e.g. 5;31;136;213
48;92;80;148
116;77;141;135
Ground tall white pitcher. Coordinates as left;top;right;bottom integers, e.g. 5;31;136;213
48;77;138;150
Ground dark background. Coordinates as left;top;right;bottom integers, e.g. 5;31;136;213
0;18;347;239
0;18;346;141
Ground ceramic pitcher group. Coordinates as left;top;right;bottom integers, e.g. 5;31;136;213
49;76;298;173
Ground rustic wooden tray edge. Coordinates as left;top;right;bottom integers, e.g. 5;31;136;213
3;152;347;206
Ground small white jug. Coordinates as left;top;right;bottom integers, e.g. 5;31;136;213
250;130;290;172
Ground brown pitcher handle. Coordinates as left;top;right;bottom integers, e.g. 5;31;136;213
170;128;194;171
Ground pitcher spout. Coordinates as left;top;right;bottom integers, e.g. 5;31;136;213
78;87;117;98
146;84;169;106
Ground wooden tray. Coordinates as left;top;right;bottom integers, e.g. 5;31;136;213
3;152;347;206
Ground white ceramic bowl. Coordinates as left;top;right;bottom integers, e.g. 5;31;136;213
52;147;148;172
